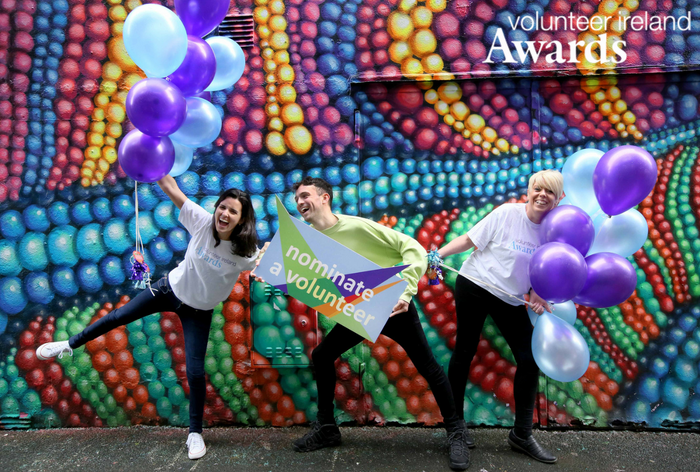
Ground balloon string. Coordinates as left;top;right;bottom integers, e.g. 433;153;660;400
438;262;532;307
134;182;143;255
133;182;154;296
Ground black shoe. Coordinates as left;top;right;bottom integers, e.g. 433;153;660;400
450;420;476;449
293;421;341;452
447;427;471;470
508;429;557;464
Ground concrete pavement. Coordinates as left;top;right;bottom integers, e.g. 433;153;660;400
2;426;700;471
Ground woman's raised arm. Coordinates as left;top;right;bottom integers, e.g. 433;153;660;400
157;175;188;210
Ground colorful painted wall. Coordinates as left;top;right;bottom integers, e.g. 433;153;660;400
1;0;700;431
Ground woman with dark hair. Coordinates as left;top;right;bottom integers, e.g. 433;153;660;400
35;175;265;460
209;187;259;259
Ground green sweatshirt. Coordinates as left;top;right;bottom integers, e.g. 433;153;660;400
318;214;427;302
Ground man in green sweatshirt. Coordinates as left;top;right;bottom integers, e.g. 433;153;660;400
291;177;471;471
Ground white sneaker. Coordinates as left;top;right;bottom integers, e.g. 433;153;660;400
186;432;206;459
36;341;73;360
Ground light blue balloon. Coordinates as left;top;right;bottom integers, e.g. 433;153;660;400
590;208;608;234
559;196;603;224
588;208;648;258
557;196;601;217
528;306;540;327
562;149;604;215
123;5;188;78
205;37;245;92
169;97;222;147
532;313;590;382
528;300;577;327
558;196;572;206
169;142;195;177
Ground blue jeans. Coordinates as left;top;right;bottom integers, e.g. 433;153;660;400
69;276;213;433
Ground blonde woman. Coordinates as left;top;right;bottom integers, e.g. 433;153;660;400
438;170;563;464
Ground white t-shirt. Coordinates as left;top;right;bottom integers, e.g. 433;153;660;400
459;203;540;306
169;199;258;310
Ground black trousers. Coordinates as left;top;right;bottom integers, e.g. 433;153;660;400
448;276;539;437
311;300;461;430
69;276;213;433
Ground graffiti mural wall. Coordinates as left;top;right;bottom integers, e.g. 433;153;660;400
1;0;700;431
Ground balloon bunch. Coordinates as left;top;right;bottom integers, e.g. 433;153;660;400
528;145;659;382
117;2;245;183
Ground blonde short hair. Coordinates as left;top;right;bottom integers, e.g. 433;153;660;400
528;170;564;200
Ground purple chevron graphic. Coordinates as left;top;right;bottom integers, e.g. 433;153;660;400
331;264;410;297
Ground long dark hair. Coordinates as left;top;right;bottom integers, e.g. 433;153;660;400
212;188;258;258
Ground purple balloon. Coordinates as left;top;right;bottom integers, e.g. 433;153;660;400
125;78;186;137
573;253;637;308
118;130;175;183
529;242;588;303
540;205;595;256
167;36;216;96
174;0;230;37
593;145;657;216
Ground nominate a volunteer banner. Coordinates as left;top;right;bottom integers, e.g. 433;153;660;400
256;197;409;342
